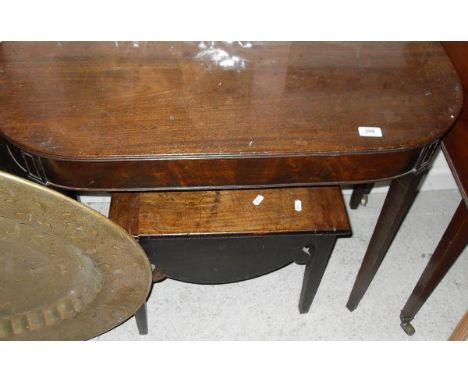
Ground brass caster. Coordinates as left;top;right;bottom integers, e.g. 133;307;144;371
360;194;368;207
400;321;415;336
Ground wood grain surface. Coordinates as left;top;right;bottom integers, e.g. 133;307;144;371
0;42;461;159
118;187;351;236
0;42;461;190
449;310;468;341
108;192;140;236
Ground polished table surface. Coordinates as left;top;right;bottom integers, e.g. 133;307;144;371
0;42;462;191
441;44;468;204
0;42;463;315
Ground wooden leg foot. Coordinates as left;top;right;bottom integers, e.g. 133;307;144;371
135;302;148;335
449;311;468;341
298;237;336;314
400;201;467;327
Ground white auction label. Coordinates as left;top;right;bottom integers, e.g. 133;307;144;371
295;199;302;212
358;126;383;137
252;194;264;206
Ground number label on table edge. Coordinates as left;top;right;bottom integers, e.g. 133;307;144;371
358;126;383;137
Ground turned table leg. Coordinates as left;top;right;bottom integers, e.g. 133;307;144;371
346;171;426;311
299;236;337;314
400;201;468;335
349;183;374;209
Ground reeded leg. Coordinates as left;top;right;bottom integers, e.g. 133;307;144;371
349;183;374;209
400;201;468;335
135;302;149;335
299;236;337;314
346;171;425;311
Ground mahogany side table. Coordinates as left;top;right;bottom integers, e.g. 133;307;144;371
109;187;350;334
0;42;462;312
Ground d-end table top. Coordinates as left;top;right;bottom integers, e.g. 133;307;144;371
0;42;462;161
441;42;468;205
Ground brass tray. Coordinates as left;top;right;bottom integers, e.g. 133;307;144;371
0;171;152;340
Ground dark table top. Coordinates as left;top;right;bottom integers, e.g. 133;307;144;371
442;42;468;205
0;42;462;190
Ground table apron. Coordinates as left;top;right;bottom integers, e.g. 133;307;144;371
6;144;428;191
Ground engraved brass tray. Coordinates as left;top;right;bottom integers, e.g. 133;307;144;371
0;171;152;340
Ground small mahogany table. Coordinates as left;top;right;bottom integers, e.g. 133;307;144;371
0;42;462;310
109;187;350;334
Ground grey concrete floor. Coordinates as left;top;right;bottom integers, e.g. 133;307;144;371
84;189;467;340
